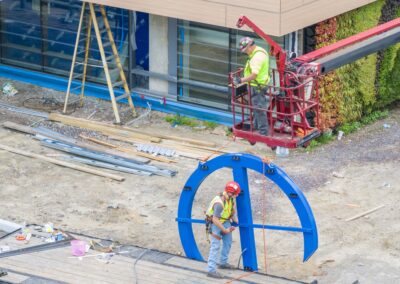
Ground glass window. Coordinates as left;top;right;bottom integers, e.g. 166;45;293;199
41;1;130;85
177;20;285;110
1;0;42;70
0;0;135;87
178;21;230;109
130;12;149;89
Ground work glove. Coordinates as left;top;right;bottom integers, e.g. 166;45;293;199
233;76;241;86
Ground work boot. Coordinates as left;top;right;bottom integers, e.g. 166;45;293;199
207;271;224;279
218;263;236;269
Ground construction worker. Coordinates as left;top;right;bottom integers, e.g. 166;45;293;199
235;37;270;135
206;181;240;279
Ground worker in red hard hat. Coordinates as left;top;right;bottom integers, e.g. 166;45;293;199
234;36;270;136
205;181;240;278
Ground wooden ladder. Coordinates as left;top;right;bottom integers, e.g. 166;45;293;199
63;2;136;124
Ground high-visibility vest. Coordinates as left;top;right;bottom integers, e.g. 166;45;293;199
244;46;270;87
206;194;234;224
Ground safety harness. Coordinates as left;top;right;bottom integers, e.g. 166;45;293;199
205;192;235;242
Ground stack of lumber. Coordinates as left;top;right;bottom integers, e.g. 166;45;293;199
2;121;177;179
48;113;230;160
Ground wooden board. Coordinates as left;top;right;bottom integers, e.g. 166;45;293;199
0;233;285;284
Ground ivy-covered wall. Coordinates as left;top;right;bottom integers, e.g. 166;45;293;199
315;0;400;129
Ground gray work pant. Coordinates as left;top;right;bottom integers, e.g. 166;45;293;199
251;86;269;135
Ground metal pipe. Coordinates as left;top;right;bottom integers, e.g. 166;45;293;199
62;155;153;176
0;102;48;118
40;138;176;177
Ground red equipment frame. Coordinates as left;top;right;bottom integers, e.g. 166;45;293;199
231;16;400;149
296;17;400;64
232;16;320;148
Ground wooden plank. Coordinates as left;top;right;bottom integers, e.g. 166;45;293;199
164;256;276;283
49;113;216;147
63;2;86;113
100;5;137;117
79;11;92;106
48;113;161;143
2;121;150;163
0;271;30;283
0;259;119;284
108;134;160;145
90;3;122;123
79;134;118;148
1;251;204;284
161;140;231;154
0;143;125;181
149;133;216;147
28;247;214;282
0;249;134;283
345;205;385;222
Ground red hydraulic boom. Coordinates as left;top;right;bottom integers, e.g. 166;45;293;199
230;16;400;149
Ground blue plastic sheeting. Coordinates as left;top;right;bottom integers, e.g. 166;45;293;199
0;64;233;125
176;153;318;271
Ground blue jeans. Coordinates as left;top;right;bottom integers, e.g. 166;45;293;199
207;221;233;273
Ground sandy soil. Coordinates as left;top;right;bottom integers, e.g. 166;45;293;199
0;79;399;283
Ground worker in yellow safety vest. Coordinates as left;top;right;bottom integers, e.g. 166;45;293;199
234;37;270;135
206;181;240;279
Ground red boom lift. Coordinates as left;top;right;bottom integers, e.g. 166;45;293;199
230;16;400;148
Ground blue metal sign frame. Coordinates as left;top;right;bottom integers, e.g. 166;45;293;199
176;153;318;271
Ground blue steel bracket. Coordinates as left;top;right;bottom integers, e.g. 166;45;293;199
176;153;318;271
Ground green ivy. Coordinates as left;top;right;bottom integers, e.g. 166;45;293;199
335;0;385;123
376;6;400;108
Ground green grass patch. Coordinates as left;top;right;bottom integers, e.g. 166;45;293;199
305;131;334;151
165;114;199;127
165;114;220;130
203;121;218;130
338;110;389;134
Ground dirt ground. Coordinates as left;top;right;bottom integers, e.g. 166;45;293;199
0;78;399;283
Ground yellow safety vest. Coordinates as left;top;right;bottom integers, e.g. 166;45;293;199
244;46;270;87
206;193;234;224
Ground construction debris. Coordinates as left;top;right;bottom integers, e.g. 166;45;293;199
0;237;73;259
3;121;151;164
49;113;216;147
79;134;176;164
136;144;176;157
0;102;48;118
39;137;176;177
0;143;125;181
49;113;161;143
1;82;18;97
62;155;153;176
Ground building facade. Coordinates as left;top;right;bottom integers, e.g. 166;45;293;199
0;0;377;124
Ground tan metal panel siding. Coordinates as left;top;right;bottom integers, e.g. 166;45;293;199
83;0;379;36
207;0;281;12
83;0;227;26
281;0;378;34
280;0;316;12
226;6;280;35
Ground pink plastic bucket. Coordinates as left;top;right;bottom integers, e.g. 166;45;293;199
70;240;86;256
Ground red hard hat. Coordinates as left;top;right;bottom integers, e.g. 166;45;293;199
225;181;241;195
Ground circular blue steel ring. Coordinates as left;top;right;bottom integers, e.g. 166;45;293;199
177;153;318;267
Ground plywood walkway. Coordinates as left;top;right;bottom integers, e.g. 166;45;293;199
0;233;299;284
